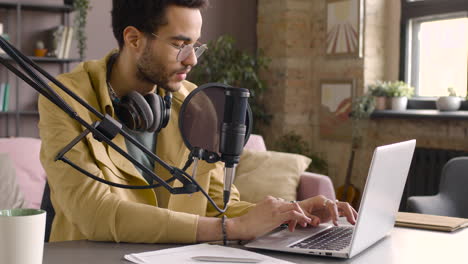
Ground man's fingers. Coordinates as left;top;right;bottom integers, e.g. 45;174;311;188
278;201;303;214
280;210;311;228
302;211;321;227
352;207;358;219
288;220;298;232
338;202;356;225
325;200;339;226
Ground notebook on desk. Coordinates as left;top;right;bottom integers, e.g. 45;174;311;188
245;140;416;259
395;212;468;232
124;243;294;264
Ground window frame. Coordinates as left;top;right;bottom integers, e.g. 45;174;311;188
399;0;468;98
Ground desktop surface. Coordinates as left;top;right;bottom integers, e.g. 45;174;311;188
44;227;468;264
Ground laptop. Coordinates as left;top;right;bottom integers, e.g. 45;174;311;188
245;140;416;259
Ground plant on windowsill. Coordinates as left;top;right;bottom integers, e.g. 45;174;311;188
387;81;414;111
368;81;389;110
188;35;271;134
437;87;462;111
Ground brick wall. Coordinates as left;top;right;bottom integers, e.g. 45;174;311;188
257;0;468;194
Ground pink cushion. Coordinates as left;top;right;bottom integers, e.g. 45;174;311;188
0;137;46;209
244;134;267;151
297;172;336;201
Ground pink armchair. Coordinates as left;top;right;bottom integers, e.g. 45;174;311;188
244;134;336;200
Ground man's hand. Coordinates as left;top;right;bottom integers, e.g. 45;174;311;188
226;196;312;240
297;195;358;226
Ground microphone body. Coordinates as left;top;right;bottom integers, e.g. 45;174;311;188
220;87;250;206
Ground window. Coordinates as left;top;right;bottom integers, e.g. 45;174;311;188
401;0;468;97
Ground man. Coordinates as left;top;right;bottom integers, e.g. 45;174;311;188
39;0;357;243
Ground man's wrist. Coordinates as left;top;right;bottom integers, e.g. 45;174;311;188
225;217;240;240
221;215;227;245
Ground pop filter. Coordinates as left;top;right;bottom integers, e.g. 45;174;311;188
179;83;252;163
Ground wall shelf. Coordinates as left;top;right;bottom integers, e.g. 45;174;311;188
0;111;39;115
0;54;81;63
0;2;73;13
0;2;78;137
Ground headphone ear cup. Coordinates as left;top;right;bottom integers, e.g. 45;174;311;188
145;93;164;133
126;92;154;131
115;98;140;130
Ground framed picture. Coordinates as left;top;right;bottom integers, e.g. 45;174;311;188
319;80;354;142
326;0;363;57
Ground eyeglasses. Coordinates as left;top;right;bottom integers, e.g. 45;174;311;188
151;33;208;62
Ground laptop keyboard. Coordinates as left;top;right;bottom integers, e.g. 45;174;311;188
289;226;353;251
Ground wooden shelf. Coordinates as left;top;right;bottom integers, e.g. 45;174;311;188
0;2;73;13
0;54;81;63
0;1;74;137
0;111;39;115
372;109;468;120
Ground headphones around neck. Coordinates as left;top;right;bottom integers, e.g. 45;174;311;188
106;53;172;133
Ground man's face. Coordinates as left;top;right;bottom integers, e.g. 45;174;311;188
136;5;202;92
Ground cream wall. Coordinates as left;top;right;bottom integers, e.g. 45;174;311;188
0;0;258;137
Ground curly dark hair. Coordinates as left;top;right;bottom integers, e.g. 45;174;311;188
112;0;209;49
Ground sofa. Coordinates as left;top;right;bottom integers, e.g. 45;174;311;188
0;135;335;208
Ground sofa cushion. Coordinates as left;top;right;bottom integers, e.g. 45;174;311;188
0;153;26;209
234;149;311;203
0;137;46;209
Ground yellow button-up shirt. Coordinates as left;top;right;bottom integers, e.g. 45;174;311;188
38;51;254;243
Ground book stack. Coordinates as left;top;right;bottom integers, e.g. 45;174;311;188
0;83;11;112
46;25;74;59
0;23;8;54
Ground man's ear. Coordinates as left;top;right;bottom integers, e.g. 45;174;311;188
122;26;146;52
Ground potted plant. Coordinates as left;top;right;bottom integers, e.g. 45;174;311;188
274;132;328;175
387;81;414;111
189;35;271;134
436;87;461;111
368;81;389;110
70;0;91;60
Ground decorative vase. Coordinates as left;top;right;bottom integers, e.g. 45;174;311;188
374;97;386;110
436;96;461;111
64;0;74;5
391;97;408;111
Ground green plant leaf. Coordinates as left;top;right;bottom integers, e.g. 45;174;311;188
188;35;271;132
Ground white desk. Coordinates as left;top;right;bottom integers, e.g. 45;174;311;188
44;227;468;264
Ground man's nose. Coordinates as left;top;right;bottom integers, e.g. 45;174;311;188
181;48;198;67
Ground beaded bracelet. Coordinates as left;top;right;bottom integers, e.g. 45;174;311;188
221;215;227;245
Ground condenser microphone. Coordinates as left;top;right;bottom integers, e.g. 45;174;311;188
220;87;250;206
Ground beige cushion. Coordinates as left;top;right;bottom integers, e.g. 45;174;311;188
234;149;311;203
0;153;26;209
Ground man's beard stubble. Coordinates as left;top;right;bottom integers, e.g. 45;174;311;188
136;44;189;93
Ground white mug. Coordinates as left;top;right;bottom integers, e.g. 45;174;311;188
0;208;46;264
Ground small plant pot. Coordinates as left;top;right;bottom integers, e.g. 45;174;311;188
436;96;461;111
391;97;408;111
34;48;48;57
374;96;386;110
